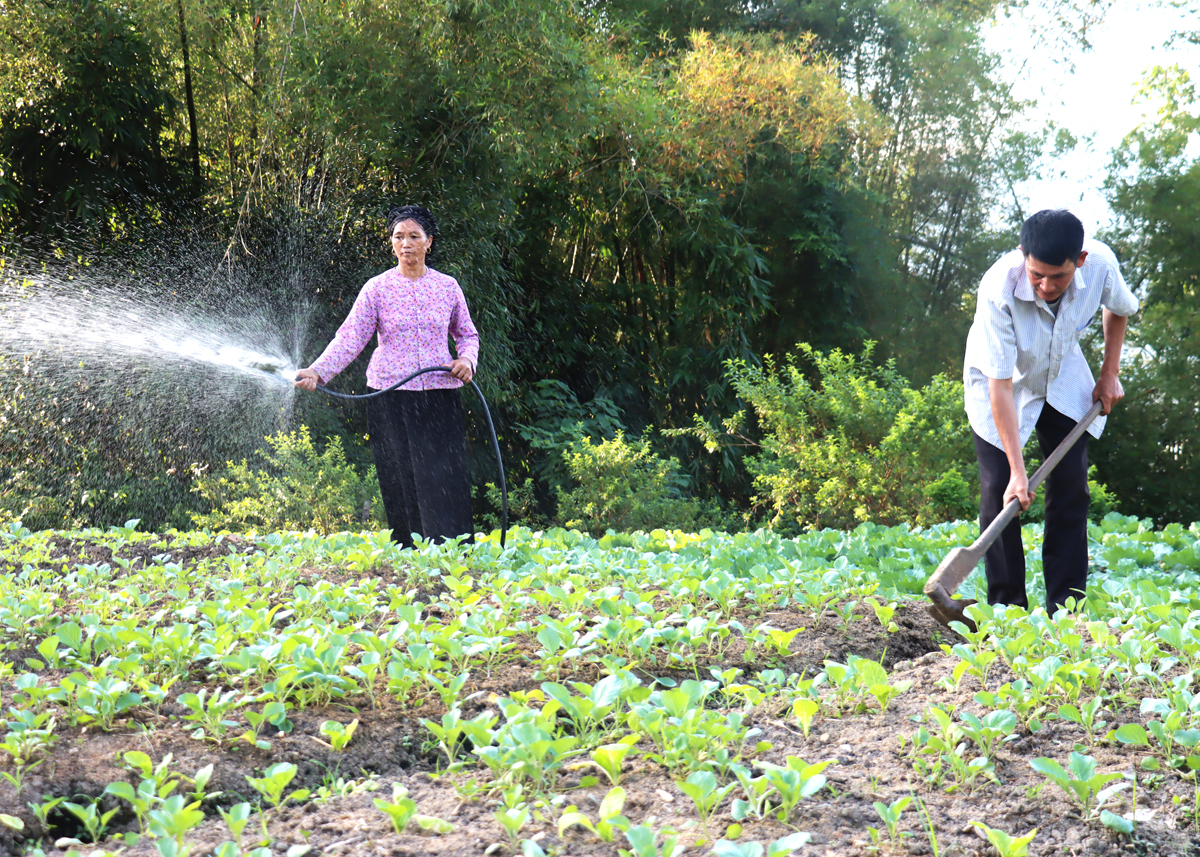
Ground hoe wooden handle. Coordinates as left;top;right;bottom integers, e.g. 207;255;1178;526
924;399;1104;607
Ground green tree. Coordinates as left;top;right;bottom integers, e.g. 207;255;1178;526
1098;64;1200;524
0;0;185;232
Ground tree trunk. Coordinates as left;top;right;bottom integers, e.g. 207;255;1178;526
176;0;201;187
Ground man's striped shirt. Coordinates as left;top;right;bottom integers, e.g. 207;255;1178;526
963;239;1139;451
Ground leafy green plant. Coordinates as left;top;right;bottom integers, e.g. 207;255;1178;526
557;431;716;536
1030;752;1127;818
146;794;206;856
968;821;1037;857
0;714;55;792
318;718;359;751
217;802;253;850
619;823;682;857
677;771;735;831
872;794;911;844
374;783;453;835
558;786;631;842
958;710;1018;759
494;806;530;852
591;738;639;786
791;698;819;737
178;688;244;743
61;795;120;844
191;427;384;535
245;763;310;811
1058;697;1108;744
712;833;811;857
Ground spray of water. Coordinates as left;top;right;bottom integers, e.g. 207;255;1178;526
0;227;332;528
5;281;300;385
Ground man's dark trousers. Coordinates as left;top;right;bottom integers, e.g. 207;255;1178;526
973;403;1091;614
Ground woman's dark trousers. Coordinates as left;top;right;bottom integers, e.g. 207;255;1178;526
366;388;473;548
974;403;1090;614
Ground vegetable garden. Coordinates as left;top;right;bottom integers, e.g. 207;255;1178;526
0;515;1199;856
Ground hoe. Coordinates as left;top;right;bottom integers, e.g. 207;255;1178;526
924;399;1103;632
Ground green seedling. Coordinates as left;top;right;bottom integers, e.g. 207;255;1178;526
951;642;999;690
792;698;819;738
246;762;310;810
62;796;120;844
968;821;1037;857
559;786;631;842
423;708;465;762
241;700;293;750
178;688;244;743
865;597;900;633
677;770;735;830
1030;752;1127;818
217;802;253;848
833;598;860;633
760;757;831;822
591;736;639;785
26;794;65;833
374;784;417;833
756;626;802;659
0;718;54;793
908;711;992;793
542;672;638;743
869;677;914;713
620;823;682;857
147;794;206;856
958;709;1018;758
318;718;359;751
494;806;530;852
871;794;911;843
1057;696;1107;743
474;716;581;790
425;668;470;710
345;650;383;709
75;676;143;730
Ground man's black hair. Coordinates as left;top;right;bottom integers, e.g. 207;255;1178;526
386;205;439;261
1020;209;1085;265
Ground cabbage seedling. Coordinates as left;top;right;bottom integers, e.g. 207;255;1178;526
318;718;359;751
558;786;630;842
1030;752;1127;817
968;821;1037;857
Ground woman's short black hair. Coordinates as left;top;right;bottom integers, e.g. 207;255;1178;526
387;205;439;246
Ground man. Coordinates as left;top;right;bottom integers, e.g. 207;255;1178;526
963;209;1139;613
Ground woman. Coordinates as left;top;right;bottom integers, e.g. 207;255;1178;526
295;205;479;547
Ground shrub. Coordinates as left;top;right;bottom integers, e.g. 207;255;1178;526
515;379;625;496
191;426;383;535
475;477;552;533
691;343;978;531
1022;465;1119;525
556;431;718;536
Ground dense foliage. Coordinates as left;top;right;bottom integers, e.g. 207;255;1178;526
1097;65;1200;526
0;0;1195;529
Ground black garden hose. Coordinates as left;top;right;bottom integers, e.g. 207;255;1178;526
312;366;507;549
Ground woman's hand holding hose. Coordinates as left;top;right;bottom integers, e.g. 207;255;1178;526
449;358;474;383
294;368;320;391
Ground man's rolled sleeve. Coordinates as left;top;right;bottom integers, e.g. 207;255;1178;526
974;294;1016;380
1100;266;1139;317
